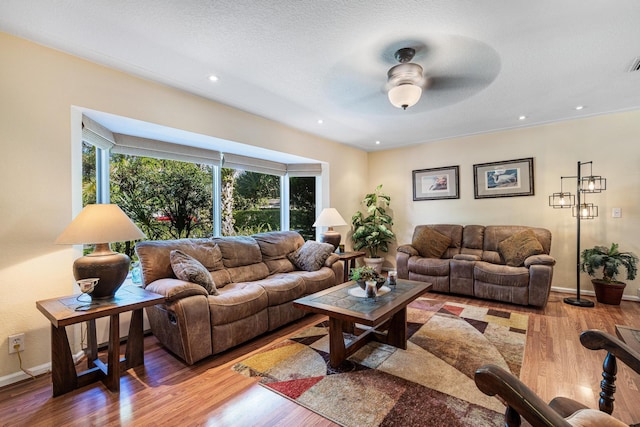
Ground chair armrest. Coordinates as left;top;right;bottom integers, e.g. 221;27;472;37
474;364;572;427
397;244;419;256
580;329;640;374
524;254;556;267
145;278;209;303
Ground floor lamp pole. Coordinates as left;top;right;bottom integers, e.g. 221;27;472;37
564;161;594;307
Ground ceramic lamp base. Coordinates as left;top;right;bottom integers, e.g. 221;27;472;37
73;243;130;299
320;230;341;250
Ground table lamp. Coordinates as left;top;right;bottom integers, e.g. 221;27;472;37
55;204;146;299
312;208;347;250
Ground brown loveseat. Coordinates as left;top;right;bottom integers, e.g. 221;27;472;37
136;231;343;364
396;225;555;307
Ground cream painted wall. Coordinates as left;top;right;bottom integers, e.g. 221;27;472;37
0;32;367;380
369;111;640;299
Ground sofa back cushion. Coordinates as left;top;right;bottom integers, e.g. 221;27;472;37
483;226;551;264
253;230;304;274
460;225;485;258
212;236;269;283
412;225;462;259
136;238;224;286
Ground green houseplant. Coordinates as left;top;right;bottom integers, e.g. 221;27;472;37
351;184;396;273
580;243;638;305
349;266;385;290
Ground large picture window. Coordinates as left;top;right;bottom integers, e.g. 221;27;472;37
81;115;320;250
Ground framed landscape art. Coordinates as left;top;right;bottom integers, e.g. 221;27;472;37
473;157;534;199
413;166;460;201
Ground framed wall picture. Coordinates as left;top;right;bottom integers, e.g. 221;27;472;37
413;166;460;201
473;157;534;199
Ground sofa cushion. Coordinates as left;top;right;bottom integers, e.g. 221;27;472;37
253;231;304;274
407;257;450;276
254;274;305;306
498;229;544;267
213;236;263;268
209;282;268;326
170;250;219;295
288;240;335;272
412;227;452;258
564;408;627;427
474;262;530;287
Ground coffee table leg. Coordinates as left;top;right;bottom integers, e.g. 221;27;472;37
329;317;347;368
387;307;408;350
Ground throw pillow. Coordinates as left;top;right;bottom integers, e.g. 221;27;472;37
170;249;218;295
412;227;452;258
287;240;335;272
498;229;544;267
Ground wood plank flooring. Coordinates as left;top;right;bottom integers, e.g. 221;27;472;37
1;291;639;426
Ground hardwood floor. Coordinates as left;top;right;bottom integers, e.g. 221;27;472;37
1;291;639;426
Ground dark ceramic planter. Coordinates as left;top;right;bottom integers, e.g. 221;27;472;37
592;279;626;305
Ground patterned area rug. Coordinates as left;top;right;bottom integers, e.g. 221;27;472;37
232;299;528;427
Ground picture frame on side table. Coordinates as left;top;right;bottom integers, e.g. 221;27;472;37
473;157;534;199
413;166;460;201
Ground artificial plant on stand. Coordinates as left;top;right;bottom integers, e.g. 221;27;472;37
351;184;396;273
580;243;638;305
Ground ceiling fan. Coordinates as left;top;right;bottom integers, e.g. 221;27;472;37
387;47;425;110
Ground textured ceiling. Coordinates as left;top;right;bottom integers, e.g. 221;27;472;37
1;1;640;152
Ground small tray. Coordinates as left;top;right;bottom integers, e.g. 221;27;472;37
348;285;391;298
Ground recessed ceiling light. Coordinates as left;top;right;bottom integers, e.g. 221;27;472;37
518;115;527;120
317;119;323;124
575;105;584;110
208;75;219;82
375;140;381;145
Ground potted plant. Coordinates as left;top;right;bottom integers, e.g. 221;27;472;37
580;243;638;305
349;266;384;290
351;185;396;273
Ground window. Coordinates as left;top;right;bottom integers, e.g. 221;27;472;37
81;114;322;244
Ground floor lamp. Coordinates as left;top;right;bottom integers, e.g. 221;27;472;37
548;161;606;307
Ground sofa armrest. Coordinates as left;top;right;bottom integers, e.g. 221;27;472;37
325;253;339;267
397;244;419;256
453;254;481;261
524;254;556;267
145;278;209;303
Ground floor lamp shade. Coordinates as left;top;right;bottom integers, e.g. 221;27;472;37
312;208;347;250
55;204;146;299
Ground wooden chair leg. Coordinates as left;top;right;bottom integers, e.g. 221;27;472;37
599;352;617;414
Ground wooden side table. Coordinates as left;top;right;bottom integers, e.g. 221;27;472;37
335;251;366;282
36;286;164;396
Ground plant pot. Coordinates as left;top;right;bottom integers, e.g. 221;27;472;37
592;279;626;305
363;257;384;274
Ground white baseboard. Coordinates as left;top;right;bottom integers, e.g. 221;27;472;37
550;286;640;302
0;350;84;389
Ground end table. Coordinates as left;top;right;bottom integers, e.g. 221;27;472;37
335;251;366;282
36;286;164;396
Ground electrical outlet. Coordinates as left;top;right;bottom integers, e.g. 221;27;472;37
8;333;25;354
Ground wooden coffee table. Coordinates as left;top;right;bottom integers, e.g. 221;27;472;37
293;278;431;368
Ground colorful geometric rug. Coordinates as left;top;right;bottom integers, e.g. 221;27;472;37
232;299;528;427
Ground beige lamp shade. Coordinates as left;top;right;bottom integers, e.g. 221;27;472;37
55;204;145;244
312;208;347;228
55;204;146;299
313;208;347;250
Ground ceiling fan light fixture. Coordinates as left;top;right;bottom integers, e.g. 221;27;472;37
388;83;422;110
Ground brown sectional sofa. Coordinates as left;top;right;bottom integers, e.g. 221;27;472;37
396;225;556;307
136;231;343;364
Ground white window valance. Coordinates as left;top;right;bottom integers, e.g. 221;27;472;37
222;153;287;176
112;134;221;164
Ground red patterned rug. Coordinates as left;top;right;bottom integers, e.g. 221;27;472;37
232;299;528;426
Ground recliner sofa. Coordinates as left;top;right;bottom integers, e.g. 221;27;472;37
396;224;555;307
136;231;343;364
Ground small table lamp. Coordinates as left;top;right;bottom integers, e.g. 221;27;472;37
313;208;347;250
55;204;146;299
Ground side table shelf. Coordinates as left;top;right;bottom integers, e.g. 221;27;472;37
335;251;366;283
36;286;164;396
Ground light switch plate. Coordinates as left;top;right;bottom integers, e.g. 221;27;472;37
612;208;622;218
